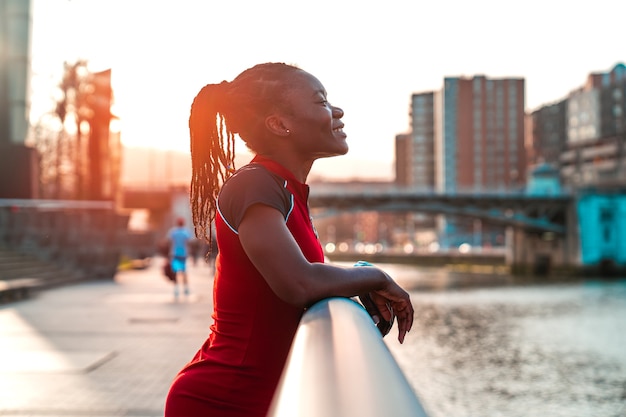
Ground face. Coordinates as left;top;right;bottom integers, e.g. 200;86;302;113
279;70;348;159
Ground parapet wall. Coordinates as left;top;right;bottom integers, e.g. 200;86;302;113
0;200;130;280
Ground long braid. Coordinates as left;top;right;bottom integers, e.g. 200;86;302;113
189;82;234;244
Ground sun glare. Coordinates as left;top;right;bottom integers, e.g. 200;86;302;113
29;0;625;179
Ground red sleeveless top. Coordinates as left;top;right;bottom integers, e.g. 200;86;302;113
165;156;324;417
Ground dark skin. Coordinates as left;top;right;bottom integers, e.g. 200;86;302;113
238;70;414;343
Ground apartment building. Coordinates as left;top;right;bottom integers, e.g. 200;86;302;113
438;75;526;192
528;63;626;189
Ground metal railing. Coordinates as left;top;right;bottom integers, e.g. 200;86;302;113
268;297;429;417
0;199;115;210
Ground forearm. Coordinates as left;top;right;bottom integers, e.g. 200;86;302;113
295;262;389;308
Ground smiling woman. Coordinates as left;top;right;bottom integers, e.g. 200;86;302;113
163;62;415;417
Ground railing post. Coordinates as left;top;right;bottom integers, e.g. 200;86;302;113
268;297;429;417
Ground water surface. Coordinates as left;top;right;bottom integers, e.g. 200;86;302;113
379;264;626;417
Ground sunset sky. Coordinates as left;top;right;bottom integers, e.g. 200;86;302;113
29;0;624;179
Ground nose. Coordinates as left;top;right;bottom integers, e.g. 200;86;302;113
332;105;344;119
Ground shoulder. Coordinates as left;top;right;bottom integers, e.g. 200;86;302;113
220;163;290;204
218;163;293;230
223;163;286;190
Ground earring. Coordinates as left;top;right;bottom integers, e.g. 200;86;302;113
285;129;290;134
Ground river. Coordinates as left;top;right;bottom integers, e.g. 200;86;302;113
375;263;626;417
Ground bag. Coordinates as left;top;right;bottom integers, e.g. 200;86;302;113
163;260;176;282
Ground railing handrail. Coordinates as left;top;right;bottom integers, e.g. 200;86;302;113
268;297;429;417
0;198;114;210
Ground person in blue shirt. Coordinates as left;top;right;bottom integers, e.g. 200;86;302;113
168;217;193;297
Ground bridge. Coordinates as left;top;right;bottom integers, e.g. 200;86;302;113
121;184;579;274
308;185;573;234
307;185;579;274
122;185;572;233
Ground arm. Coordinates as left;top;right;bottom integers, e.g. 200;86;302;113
238;203;414;343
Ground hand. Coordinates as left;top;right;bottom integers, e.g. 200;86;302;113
358;292;394;337
370;272;414;344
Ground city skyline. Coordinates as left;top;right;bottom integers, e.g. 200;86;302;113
28;0;624;180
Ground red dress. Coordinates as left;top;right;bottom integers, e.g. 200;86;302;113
165;156;324;417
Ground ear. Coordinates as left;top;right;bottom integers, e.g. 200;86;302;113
265;114;291;137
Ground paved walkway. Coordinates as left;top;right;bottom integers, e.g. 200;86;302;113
0;257;216;417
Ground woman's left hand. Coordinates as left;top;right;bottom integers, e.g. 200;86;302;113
369;274;414;344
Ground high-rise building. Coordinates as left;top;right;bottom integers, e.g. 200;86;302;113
528;99;567;166
0;0;37;198
409;92;436;190
0;0;31;146
559;63;626;188
438;75;526;192
396;74;527;246
430;75;526;246
395;92;439;234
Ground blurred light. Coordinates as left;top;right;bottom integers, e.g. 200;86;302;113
403;243;414;254
459;243;472;253
325;242;336;253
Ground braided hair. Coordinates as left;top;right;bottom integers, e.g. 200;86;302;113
189;62;302;244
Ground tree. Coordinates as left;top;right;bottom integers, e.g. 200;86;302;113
33;61;120;201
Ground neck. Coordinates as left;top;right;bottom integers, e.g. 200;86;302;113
256;152;314;183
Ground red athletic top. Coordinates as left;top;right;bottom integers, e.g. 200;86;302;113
165;156;324;417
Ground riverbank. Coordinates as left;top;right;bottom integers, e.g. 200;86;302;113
326;251;626;282
326;250;506;267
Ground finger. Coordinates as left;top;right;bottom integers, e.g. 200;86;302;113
370;293;394;322
398;327;407;344
394;297;414;327
378;303;393;322
395;304;414;343
396;314;404;342
397;304;413;334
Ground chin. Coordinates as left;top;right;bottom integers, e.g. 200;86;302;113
320;148;348;159
330;143;349;157
333;138;349;155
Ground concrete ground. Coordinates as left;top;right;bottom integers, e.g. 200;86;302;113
0;257;215;417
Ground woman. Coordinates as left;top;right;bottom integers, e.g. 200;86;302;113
165;62;414;417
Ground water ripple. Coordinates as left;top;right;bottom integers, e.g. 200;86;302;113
383;268;626;417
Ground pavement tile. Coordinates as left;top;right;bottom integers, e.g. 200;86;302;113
0;257;215;417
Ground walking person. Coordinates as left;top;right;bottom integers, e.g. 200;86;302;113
164;62;414;417
167;217;193;298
